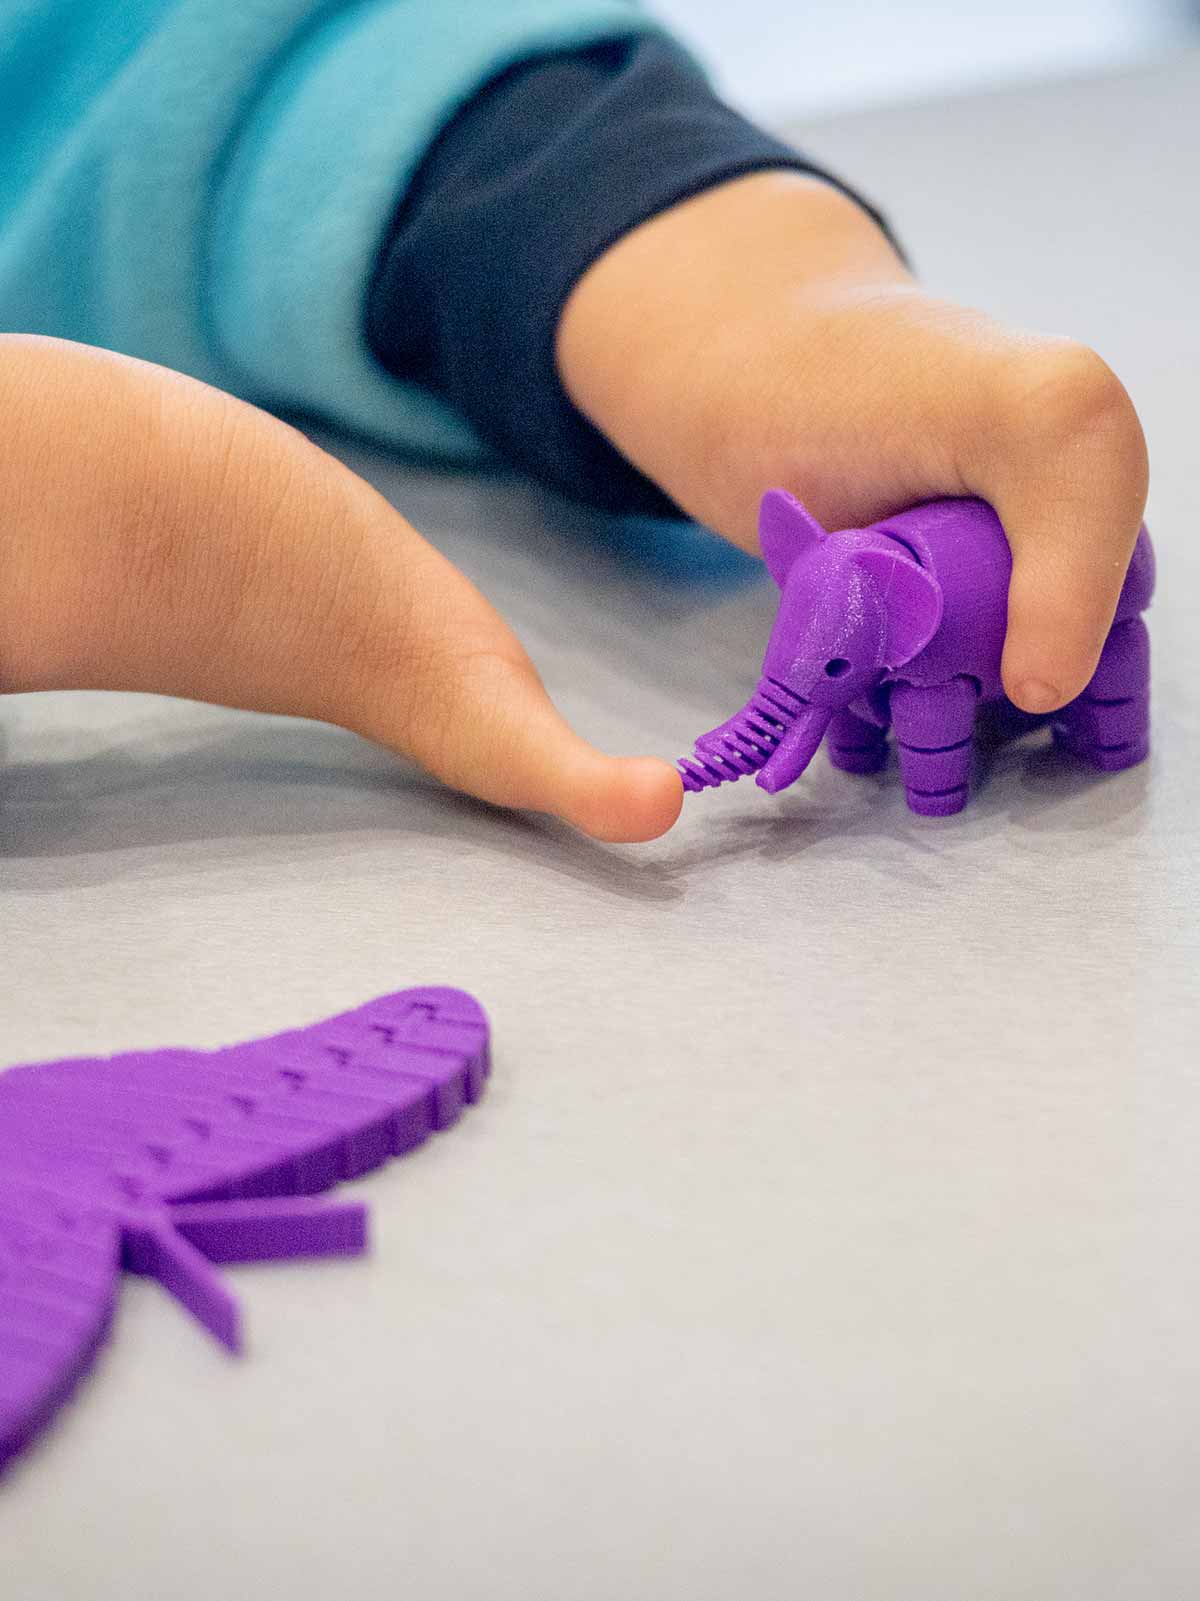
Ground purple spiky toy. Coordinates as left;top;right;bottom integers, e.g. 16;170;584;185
0;986;489;1474
679;491;1154;816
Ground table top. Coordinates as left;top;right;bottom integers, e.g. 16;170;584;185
2;50;1198;1601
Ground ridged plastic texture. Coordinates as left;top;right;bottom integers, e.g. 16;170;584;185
678;676;805;790
0;986;489;1475
679;492;1155;816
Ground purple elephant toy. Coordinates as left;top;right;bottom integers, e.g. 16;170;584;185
679;491;1154;816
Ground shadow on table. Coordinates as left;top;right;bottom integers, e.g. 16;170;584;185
0;700;1151;911
0;718;687;904
652;725;1152;883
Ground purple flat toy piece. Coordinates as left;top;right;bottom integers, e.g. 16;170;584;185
680;491;1155;816
0;985;490;1474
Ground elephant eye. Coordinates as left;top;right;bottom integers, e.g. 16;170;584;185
824;658;851;678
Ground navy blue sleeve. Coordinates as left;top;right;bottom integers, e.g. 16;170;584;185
365;35;900;519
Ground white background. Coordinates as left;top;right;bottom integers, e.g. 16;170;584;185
650;0;1197;116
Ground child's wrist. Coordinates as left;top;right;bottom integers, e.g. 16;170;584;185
554;171;907;532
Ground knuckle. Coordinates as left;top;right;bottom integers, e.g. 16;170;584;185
1004;342;1138;440
991;341;1149;508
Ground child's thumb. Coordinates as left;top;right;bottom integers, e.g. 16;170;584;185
337;528;682;844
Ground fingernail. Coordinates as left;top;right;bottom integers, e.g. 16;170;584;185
1015;678;1061;713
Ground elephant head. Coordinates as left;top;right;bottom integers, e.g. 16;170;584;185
680;490;944;795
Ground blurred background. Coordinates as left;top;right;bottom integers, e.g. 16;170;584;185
649;0;1199;118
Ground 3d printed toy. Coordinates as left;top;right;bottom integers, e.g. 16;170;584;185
679;491;1154;815
0;985;489;1474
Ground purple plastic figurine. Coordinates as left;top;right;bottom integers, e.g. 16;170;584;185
680;491;1154;816
0;985;490;1475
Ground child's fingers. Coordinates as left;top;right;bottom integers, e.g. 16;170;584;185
556;178;1151;715
426;657;683;844
961;347;1150;711
343;539;683;842
990;488;1142;713
1;336;682;844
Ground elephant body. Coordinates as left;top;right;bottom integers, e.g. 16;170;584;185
680;492;1154;816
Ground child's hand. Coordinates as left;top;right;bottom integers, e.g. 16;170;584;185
557;170;1149;718
0;336;681;843
2;167;1149;853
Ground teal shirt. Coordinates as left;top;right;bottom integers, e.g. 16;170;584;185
0;0;665;461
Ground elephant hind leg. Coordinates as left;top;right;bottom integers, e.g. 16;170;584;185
1053;617;1150;771
827;708;889;775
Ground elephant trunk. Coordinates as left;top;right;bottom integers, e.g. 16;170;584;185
678;677;832;794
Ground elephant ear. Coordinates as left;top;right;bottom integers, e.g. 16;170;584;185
853;547;944;668
758;490;828;587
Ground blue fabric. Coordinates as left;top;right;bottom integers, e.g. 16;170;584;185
0;0;668;462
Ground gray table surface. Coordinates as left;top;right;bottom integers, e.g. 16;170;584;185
2;51;1198;1601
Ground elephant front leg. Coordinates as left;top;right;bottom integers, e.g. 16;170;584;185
1053;617;1150;771
827;708;890;774
889;677;980;816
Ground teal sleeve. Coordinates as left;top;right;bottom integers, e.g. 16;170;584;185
0;0;670;462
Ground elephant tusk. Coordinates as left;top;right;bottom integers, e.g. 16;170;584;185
677;677;808;791
755;704;833;794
